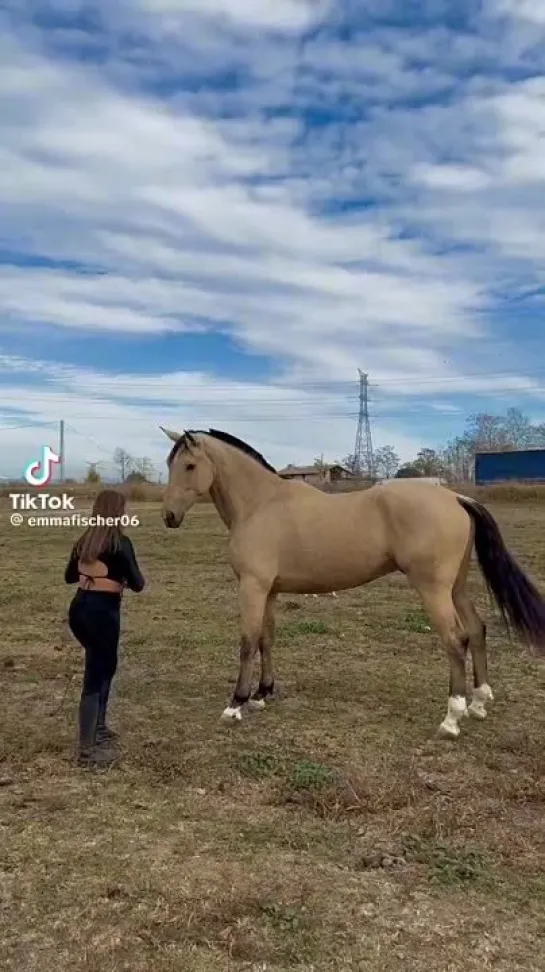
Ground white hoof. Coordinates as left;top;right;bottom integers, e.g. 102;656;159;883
437;719;460;739
247;697;266;711
468;683;493;719
437;695;467;739
221;706;242;722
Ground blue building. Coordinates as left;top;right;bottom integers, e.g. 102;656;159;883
474;448;545;484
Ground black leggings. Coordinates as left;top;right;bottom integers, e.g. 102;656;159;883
68;589;121;696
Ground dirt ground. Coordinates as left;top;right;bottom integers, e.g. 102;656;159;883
1;498;545;971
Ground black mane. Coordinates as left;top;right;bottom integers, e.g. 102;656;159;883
167;428;278;474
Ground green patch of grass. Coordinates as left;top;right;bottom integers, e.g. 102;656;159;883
402;835;491;887
289;760;336;791
261;900;305;932
281;619;330;637
237;750;285;779
404;610;432;633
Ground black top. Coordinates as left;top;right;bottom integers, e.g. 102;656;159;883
64;534;145;592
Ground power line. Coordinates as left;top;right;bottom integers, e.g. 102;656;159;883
2;398;545;431
2;368;545;397
1;407;543;428
2;381;545;412
0;421;59;431
65;422;125;457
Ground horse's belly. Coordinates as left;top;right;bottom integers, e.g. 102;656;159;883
273;545;391;594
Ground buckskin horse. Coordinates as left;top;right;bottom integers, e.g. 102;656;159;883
160;427;545;738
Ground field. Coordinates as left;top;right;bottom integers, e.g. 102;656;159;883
2;496;545;971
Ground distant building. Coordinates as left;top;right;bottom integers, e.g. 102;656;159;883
279;463;354;485
475;448;545;485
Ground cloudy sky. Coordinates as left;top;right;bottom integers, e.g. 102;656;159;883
2;0;545;479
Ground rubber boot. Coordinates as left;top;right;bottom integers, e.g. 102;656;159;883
95;679;119;747
77;693;117;767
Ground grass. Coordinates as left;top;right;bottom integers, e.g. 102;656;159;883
1;496;545;970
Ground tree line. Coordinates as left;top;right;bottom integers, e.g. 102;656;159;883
340;408;545;482
85;408;545;485
84;448;157;484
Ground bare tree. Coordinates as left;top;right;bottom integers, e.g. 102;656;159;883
413;448;444;477
503;407;538;448
374;445;399;479
131;456;155;481
113;447;133;482
439;408;545;483
340;453;362;475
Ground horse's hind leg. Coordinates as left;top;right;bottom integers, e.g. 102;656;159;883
454;592;493;719
416;581;470;738
248;593;277;711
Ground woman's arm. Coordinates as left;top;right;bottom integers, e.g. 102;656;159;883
120;535;145;592
64;544;80;583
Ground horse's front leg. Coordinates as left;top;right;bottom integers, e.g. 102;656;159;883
221;575;270;722
248;592;277;711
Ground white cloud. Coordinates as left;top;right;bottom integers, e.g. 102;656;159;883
412;164;492;192
0;32;489;370
398;77;545;274
490;0;545;26
1;3;545;474
2;350;545;480
135;0;319;29
0;353;427;476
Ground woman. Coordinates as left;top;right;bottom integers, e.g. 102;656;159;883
64;488;145;767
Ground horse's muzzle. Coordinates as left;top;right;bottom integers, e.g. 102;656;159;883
163;509;184;528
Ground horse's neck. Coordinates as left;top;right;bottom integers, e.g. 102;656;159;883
205;440;280;528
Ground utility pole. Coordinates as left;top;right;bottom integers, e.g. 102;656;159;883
59;419;65;483
354;370;375;478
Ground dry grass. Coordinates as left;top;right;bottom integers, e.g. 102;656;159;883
1;496;545;970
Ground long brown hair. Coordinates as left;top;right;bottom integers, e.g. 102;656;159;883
75;489;126;564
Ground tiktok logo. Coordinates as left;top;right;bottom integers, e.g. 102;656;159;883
23;445;61;487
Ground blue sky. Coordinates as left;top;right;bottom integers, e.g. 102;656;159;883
1;0;545;478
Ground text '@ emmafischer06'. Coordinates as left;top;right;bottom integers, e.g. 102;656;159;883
10;513;140;528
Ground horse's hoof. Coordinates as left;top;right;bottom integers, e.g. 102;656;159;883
247;697;266;711
468;701;487;719
220;706;242;722
437;721;460;739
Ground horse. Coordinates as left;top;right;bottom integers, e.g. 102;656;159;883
159;427;545;739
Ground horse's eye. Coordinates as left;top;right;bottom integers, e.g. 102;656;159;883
186;463;196;471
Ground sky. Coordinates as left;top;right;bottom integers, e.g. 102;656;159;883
2;0;545;480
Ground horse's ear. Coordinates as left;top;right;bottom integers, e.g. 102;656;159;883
159;426;181;442
183;430;200;453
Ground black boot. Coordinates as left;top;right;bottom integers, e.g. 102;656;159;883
95;679;119;747
77;693;116;767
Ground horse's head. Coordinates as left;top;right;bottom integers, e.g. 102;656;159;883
160;427;214;528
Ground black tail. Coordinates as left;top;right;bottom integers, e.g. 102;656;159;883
457;496;545;655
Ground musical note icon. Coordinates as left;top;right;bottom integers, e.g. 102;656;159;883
23;445;61;487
